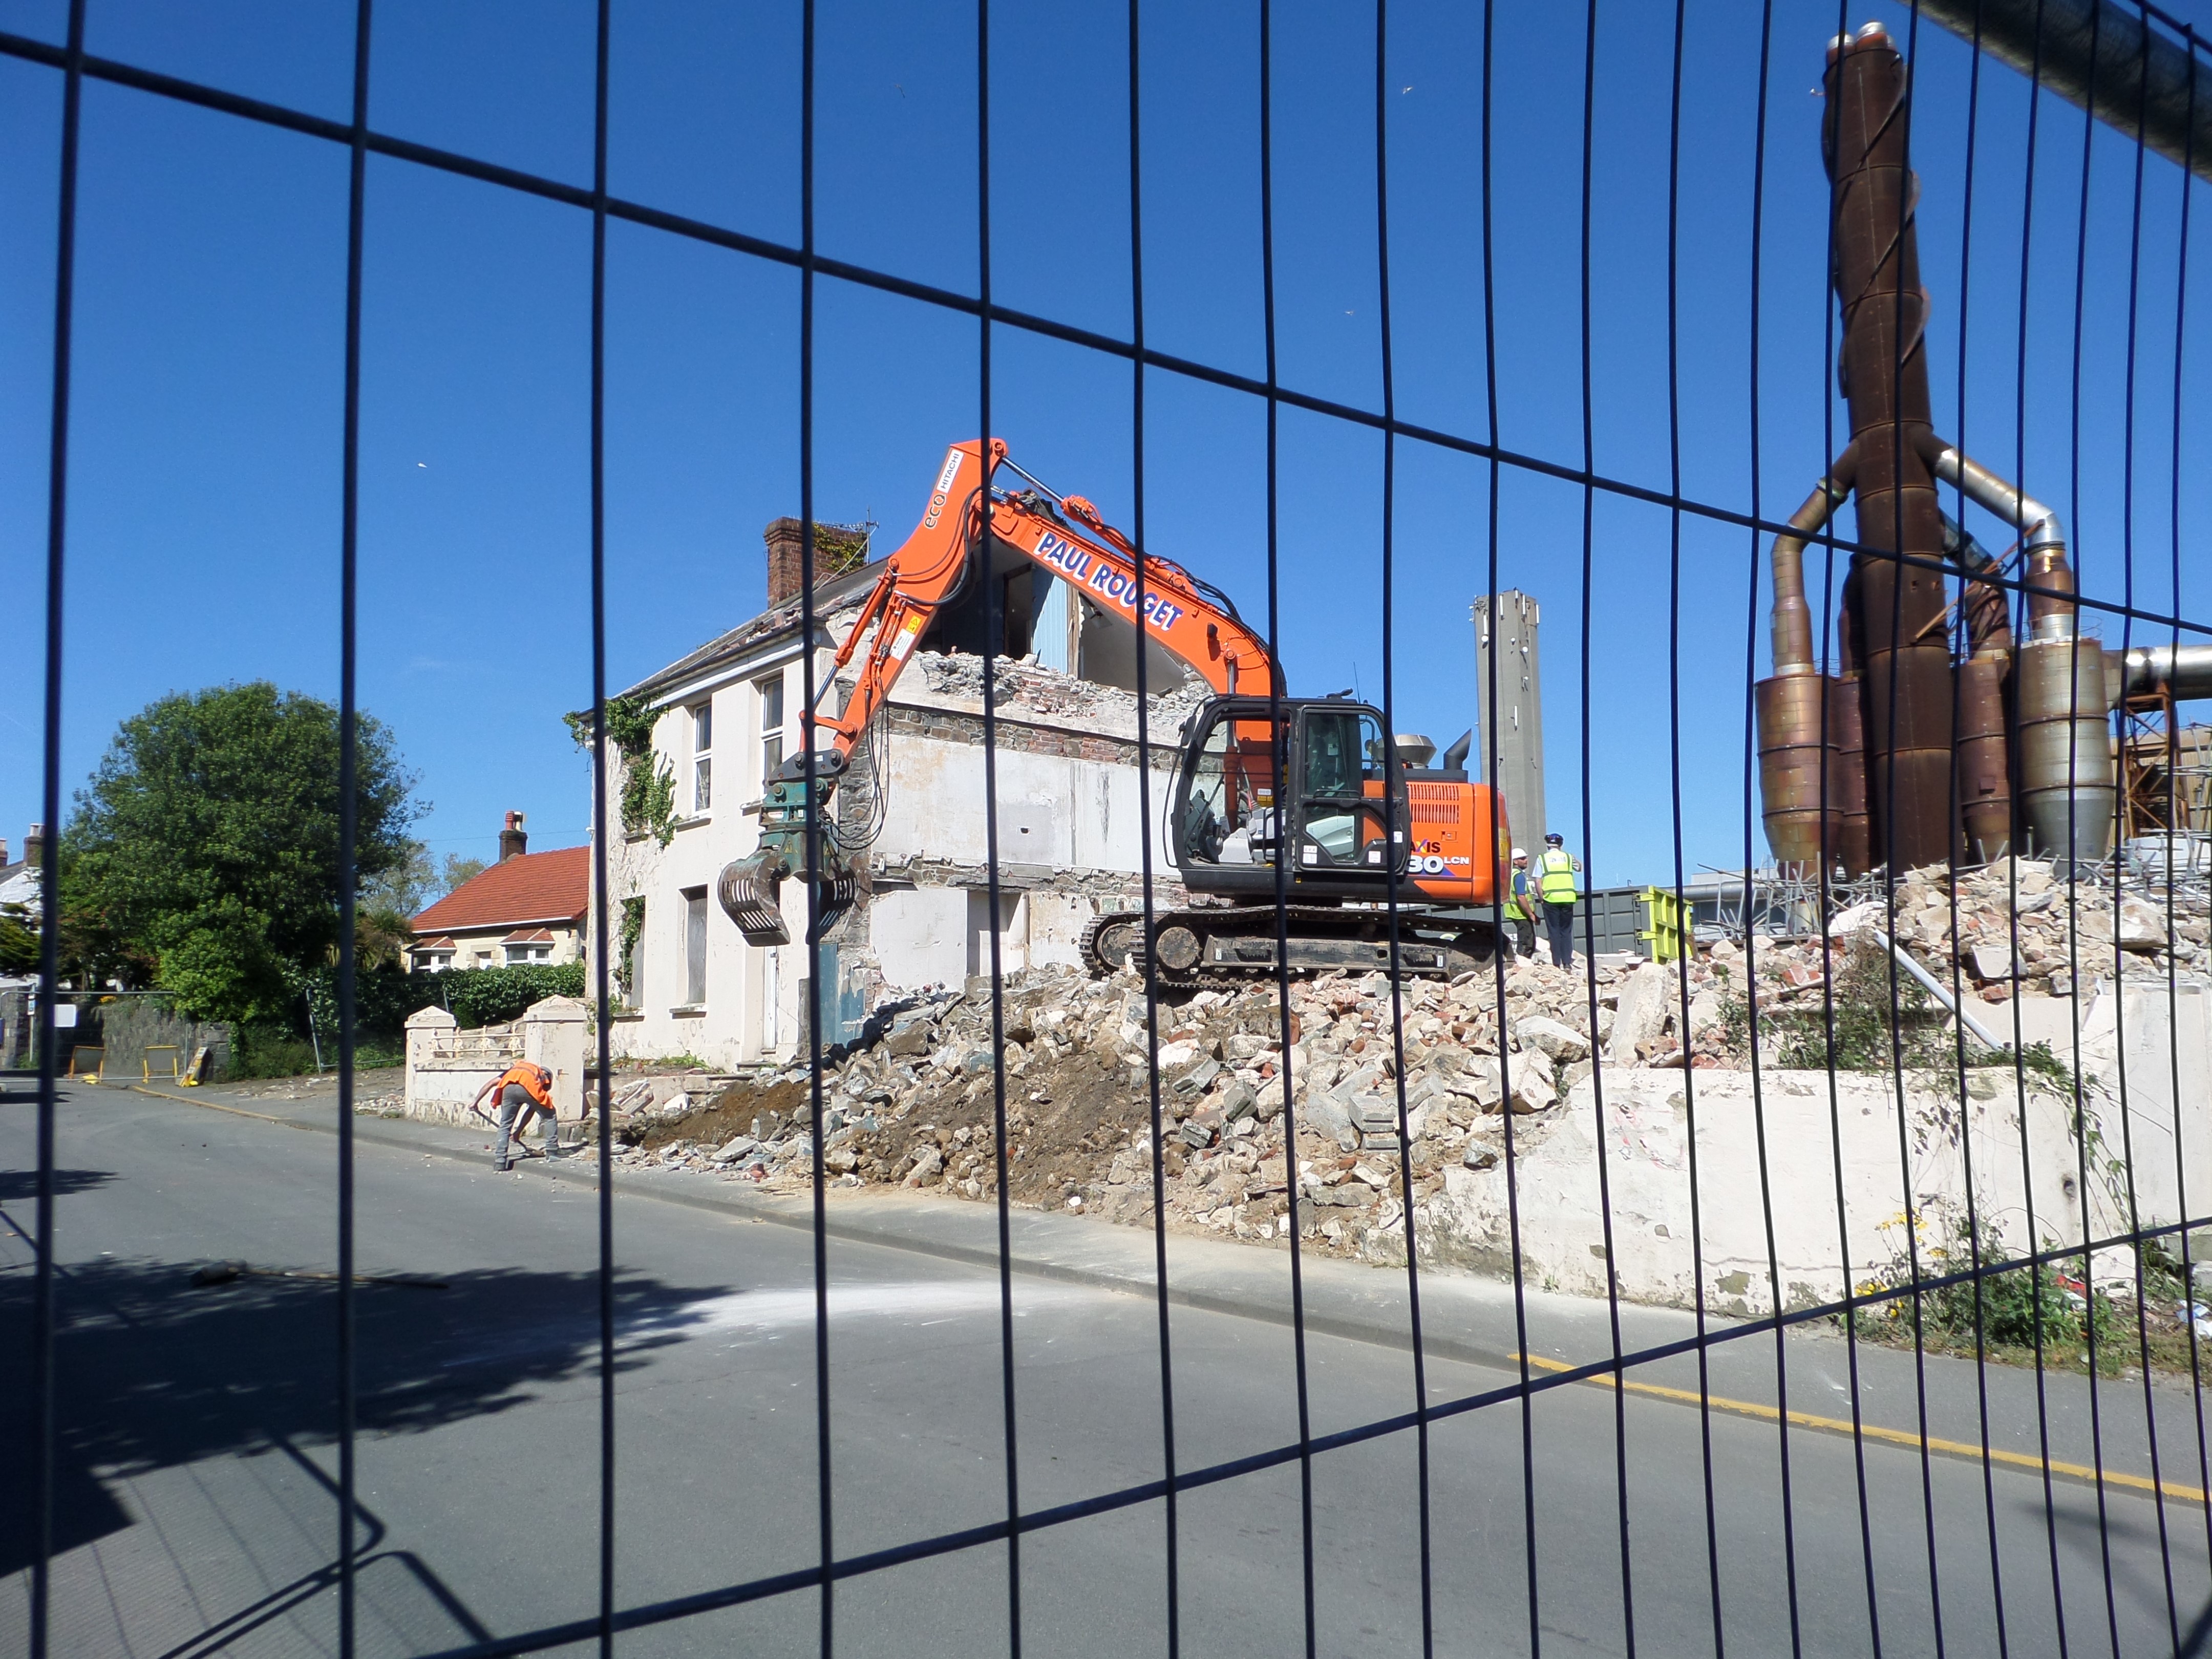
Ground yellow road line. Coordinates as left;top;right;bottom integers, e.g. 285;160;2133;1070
1515;1352;2204;1505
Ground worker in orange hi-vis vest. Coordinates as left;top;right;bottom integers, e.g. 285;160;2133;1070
471;1059;565;1172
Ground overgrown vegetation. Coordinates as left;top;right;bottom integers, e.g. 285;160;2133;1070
1842;1213;2193;1376
566;694;677;845
227;962;590;1080
1765;937;1956;1072
618;896;645;1003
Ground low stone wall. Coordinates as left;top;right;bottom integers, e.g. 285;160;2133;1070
404;996;589;1126
97;999;231;1083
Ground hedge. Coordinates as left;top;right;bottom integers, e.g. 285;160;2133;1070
299;961;587;1042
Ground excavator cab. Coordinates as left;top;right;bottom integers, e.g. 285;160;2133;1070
1169;696;1412;897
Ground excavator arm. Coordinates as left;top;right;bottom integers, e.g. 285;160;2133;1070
719;438;1278;946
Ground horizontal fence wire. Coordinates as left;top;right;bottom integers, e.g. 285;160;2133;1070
13;2;2212;1656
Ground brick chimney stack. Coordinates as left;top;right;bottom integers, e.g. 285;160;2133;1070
763;517;806;606
500;811;527;862
23;824;45;869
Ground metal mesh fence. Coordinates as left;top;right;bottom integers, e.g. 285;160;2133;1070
7;1;2212;1654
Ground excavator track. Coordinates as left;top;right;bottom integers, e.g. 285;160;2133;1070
1081;903;1496;986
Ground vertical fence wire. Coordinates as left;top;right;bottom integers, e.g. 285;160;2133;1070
1739;7;1809;1654
334;4;374;1653
1121;5;1184;1652
2110;13;2185;1652
1941;8;2018;1651
2060;13;2127;1653
1888;12;1956;1652
1578;2;1643;1654
972;0;1027;1650
587;1;615;1653
1660;3;1732;1649
12;8;2212;1656
1368;6;1438;1654
1255;8;1321;1655
796;0;836;1646
1475;4;1546;1654
28;4;86;1657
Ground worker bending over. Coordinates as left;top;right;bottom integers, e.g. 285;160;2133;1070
1535;832;1582;969
472;1059;565;1172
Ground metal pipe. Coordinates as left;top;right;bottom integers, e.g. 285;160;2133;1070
1770;450;1857;676
1917;0;2212;188
2119;642;2212;703
1918;436;2114;861
1874;927;2009;1053
1918;435;2074;637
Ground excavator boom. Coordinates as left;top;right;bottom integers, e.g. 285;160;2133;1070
721;439;1276;947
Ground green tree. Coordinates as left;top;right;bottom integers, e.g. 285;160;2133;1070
439;853;488;895
0;903;37;974
62;683;422;1022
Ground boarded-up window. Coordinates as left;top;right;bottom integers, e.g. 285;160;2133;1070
683;888;707;1006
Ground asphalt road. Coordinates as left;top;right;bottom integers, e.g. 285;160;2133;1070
2;1080;2206;1657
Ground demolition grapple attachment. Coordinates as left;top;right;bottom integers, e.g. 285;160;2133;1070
714;846;857;947
715;760;859;947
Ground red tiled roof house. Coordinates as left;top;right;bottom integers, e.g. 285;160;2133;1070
411;813;588;972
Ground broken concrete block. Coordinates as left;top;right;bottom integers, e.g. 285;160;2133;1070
1515;1015;1591;1062
1605;964;1673;1066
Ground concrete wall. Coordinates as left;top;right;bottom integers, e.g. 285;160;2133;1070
1429;980;2212;1313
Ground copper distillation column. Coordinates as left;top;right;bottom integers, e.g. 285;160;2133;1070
1759;22;2119;875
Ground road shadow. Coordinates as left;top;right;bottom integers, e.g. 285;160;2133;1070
0;1255;728;1576
0;1168;115;1203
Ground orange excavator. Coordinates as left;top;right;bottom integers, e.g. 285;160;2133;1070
718;439;1512;982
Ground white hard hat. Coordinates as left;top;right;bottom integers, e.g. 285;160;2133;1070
1511;847;1526;859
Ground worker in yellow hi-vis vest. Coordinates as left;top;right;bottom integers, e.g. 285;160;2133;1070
1534;832;1583;969
1503;847;1537;961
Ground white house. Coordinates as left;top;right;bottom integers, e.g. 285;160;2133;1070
591;531;1203;1070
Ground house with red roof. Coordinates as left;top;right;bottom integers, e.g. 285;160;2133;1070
411;813;589;972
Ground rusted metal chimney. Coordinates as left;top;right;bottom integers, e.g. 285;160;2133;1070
500;811;528;862
1826;23;1956;871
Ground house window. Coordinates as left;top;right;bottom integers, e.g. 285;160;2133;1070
505;943;552;965
757;673;785;785
683;888;708;1007
691;701;713;813
421;950;454;972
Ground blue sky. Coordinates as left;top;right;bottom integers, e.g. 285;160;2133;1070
3;0;2208;892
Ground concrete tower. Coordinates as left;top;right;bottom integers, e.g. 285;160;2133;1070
1473;591;1547;847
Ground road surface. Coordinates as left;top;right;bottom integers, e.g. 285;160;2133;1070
2;1078;2206;1656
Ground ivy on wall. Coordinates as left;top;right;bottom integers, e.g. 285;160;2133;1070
617;895;645;1004
566;694;678;846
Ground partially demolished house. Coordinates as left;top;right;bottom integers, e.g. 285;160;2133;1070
592;518;1206;1068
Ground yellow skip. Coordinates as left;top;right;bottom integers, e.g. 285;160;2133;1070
1514;1352;2205;1507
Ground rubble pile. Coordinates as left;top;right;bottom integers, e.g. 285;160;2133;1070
914;650;1211;732
1740;859;2207;1014
602;860;2203;1265
610;952;1726;1261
